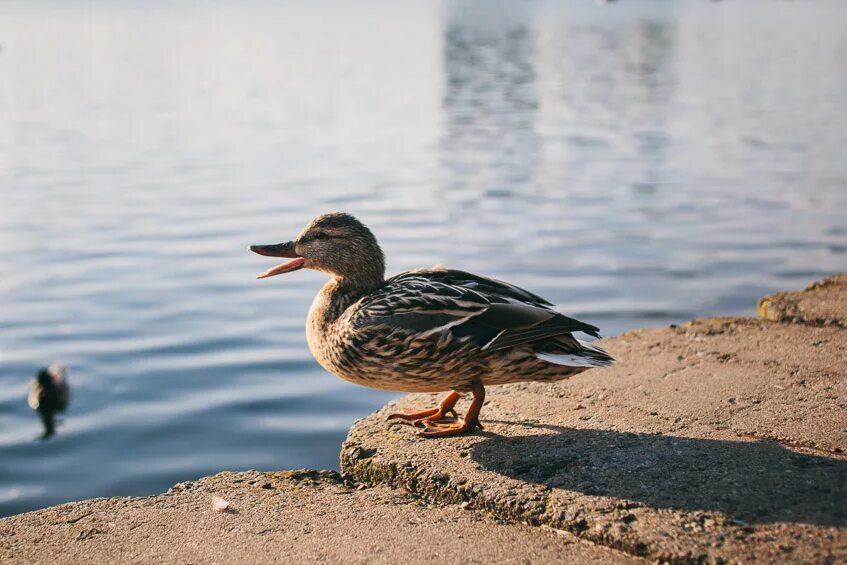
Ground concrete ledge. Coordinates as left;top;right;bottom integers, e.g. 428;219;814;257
758;274;847;327
0;469;636;564
343;276;847;563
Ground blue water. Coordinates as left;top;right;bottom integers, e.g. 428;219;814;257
1;0;846;516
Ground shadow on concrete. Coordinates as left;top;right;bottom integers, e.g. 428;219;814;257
472;423;847;527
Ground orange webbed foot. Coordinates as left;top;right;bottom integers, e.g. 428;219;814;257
387;406;440;422
417;383;486;439
419;418;482;438
387;391;462;426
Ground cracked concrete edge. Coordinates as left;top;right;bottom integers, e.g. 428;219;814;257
340;442;547;526
758;274;847;327
167;468;346;496
339;273;847;563
340;414;843;565
341;440;684;564
6;468;645;565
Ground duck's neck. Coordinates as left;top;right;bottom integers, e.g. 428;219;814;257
309;276;383;328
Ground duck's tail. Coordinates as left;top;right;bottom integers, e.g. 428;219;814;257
536;339;615;369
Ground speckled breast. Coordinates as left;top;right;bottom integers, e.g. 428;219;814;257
306;320;478;393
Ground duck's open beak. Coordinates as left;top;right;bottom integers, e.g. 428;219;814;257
249;241;306;279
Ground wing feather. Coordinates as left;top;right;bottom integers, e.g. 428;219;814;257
353;276;488;335
353;268;602;350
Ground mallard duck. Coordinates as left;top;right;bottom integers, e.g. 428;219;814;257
250;213;613;437
28;364;70;439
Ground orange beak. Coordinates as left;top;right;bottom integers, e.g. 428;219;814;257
249;242;306;279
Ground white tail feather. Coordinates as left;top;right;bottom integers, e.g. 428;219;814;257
536;339;614;368
577;339;607;354
535;352;607;368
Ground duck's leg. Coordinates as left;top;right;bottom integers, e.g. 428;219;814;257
387;391;462;426
419;383;485;438
38;410;56;439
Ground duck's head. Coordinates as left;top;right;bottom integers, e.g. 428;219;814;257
35;364;65;388
36;368;52;388
250;212;385;287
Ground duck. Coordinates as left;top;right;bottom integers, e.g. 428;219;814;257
250;212;613;437
28;364;70;439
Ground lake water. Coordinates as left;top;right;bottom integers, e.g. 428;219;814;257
1;0;845;517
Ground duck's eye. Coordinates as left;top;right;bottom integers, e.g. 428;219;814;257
314;232;329;241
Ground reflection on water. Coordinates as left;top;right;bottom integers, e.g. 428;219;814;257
441;1;540;199
0;0;846;516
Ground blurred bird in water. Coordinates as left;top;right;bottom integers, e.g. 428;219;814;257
28;364;70;439
251;213;613;438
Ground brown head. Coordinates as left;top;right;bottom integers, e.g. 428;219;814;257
250;212;386;288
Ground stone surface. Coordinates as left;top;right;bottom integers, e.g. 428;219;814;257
0;469;637;564
758;274;847;328
343;311;847;562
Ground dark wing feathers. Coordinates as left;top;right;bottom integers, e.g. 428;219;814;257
355;312;469;333
353;268;601;349
480;302;558;327
479;317;596;351
394;268;554;307
353;275;487;334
